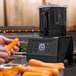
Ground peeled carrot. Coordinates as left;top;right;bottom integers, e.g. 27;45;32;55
46;63;65;70
29;59;65;70
5;38;19;51
22;72;50;76
22;66;51;75
11;64;26;72
19;64;26;72
0;68;19;76
48;63;64;66
28;66;59;76
56;63;64;66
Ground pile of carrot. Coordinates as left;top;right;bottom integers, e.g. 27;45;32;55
0;59;65;76
14;59;65;76
0;68;19;76
22;59;65;76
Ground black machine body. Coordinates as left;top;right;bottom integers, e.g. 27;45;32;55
39;4;66;37
27;36;73;64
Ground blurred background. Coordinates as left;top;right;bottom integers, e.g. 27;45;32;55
0;0;76;30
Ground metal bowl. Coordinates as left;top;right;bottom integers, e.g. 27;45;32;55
0;64;21;69
0;64;22;76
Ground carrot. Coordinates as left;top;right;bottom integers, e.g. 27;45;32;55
29;59;65;70
46;63;65;70
0;73;3;76
11;64;26;72
5;38;19;51
56;63;64;66
48;63;64;66
28;66;59;76
22;66;51;75
19;64;26;72
22;72;50;76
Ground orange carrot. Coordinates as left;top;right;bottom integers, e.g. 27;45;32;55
19;64;26;72
47;63;65;70
48;63;64;66
22;66;51;75
11;64;26;72
29;59;65;70
28;66;59;76
22;72;50;76
5;38;19;51
0;68;18;76
56;63;64;66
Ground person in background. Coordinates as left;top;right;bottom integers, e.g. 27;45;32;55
0;35;19;64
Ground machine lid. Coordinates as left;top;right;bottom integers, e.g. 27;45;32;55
39;4;67;8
